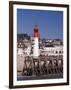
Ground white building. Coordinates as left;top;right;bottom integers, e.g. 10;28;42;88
40;46;63;56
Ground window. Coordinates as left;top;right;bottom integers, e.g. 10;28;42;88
59;51;61;53
56;51;58;53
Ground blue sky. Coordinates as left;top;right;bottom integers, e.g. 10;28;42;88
17;9;63;39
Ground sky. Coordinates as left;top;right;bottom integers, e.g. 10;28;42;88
17;9;63;39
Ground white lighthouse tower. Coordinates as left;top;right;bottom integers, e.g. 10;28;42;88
32;25;40;59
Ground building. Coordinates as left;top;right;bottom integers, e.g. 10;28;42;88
40;45;63;56
32;25;40;58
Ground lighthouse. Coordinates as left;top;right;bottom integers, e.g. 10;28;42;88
32;25;40;59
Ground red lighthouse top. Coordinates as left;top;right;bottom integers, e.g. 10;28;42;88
33;25;40;37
